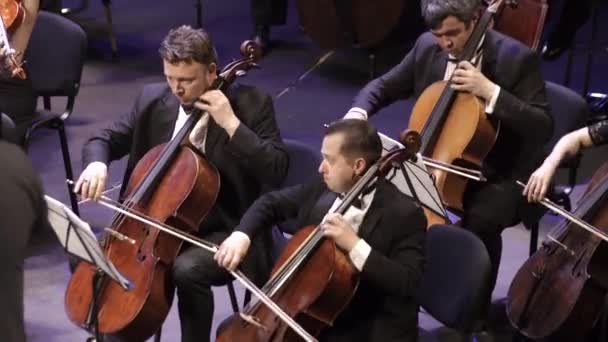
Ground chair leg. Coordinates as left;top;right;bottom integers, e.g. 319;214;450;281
529;222;539;256
227;281;239;313
57;121;80;216
244;289;252;306
194;0;203;28
153;327;162;342
102;0;118;59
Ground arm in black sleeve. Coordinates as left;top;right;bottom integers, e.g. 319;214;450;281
351;36;421;117
236;180;321;238
225;92;289;188
82;88;144;167
492;50;552;145
360;205;426;298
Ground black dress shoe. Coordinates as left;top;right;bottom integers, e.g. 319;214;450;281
541;41;570;60
252;25;270;54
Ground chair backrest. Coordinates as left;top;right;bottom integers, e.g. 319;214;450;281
281;139;322;188
417;224;492;332
24;11;87;97
275;139;322;235
545;81;590;152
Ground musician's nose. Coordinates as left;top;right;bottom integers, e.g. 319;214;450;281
445;39;454;49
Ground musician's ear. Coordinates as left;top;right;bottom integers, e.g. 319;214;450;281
206;62;217;75
353;157;367;176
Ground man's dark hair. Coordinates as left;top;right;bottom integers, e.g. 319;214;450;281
325;119;382;166
159;25;218;65
421;0;480;29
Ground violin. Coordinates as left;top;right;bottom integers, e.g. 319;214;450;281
64;41;261;341
507;163;608;339
217;131;422;341
0;0;26;79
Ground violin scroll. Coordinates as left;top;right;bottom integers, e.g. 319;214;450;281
1;47;25;79
239;40;262;62
214;40;261;90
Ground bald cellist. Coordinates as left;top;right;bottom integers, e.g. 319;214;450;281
344;0;552;330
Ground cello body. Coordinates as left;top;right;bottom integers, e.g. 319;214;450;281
409;81;497;211
507;163;608;340
218;225;359;341
65;144;219;341
295;0;420;49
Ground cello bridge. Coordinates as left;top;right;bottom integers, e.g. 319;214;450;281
239;313;268;332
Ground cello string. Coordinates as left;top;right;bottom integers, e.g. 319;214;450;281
516;181;608;247
95;196;318;342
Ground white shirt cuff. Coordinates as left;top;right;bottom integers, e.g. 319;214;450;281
349;238;372;271
232;231;251;244
344;107;368;120
485;85;501;114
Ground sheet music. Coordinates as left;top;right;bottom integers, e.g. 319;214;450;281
45;195;131;289
379;133;448;220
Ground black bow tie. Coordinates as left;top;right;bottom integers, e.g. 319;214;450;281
338;194;362;209
338;183;375;210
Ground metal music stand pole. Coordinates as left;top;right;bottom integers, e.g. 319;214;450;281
45;195;132;342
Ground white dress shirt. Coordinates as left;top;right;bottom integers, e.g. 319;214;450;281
323;188;377;271
171;105;210;154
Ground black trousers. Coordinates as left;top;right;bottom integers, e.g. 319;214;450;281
461;179;522;311
172;230;258;342
0;78;37;145
545;0;593;45
251;0;287;27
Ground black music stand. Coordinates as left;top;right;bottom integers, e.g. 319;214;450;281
379;133;450;223
45;195;131;342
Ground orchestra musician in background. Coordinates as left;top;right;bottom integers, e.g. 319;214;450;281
250;0;287;53
0;0;39;145
524;120;608;202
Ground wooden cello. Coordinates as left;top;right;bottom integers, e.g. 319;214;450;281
295;0;423;49
491;0;548;51
64;41;261;341
407;0;508;212
0;0;26;79
216;131;422;341
507;163;608;340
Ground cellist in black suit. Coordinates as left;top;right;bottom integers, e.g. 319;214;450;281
216;119;427;341
344;0;552;326
74;26;288;342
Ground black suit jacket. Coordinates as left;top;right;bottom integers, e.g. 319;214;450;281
237;177;427;342
353;30;552;181
0;142;47;342
83;82;289;283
